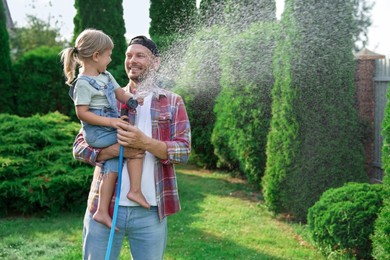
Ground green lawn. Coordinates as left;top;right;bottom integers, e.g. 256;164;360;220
0;165;324;259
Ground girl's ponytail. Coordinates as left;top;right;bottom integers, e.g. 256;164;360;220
60;47;78;86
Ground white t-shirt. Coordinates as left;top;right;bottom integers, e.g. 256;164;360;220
119;93;157;206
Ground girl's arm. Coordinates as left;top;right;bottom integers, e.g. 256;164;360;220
115;88;134;104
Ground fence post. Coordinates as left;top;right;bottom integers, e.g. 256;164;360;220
354;48;385;183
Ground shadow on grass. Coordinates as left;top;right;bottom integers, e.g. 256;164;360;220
165;165;283;260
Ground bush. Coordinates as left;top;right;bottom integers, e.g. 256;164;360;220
0;112;92;216
371;195;390;260
308;182;388;259
213;21;275;186
13;46;76;119
371;82;390;259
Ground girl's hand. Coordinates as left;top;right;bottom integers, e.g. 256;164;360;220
110;118;129;129
120;115;129;122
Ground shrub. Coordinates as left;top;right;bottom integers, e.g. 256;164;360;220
0;112;91;216
372;91;390;259
308;182;388;259
371;195;390;260
13;46;76;119
213;21;275;186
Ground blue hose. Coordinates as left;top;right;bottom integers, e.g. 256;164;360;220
105;145;124;260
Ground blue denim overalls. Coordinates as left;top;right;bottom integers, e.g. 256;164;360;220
74;73;120;174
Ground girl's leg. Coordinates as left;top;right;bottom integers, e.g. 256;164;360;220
127;158;150;209
93;172;118;230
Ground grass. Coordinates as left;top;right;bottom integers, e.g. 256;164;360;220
0;164;324;259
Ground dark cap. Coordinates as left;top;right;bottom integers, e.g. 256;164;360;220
128;35;160;57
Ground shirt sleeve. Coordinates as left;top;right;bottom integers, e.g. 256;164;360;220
73;81;93;106
161;94;191;165
73;130;103;167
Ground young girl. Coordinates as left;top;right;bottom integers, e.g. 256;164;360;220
60;29;149;229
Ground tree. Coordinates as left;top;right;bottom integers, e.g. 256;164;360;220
352;0;374;51
174;26;224;169
212;22;276;185
225;0;276;31
9;15;67;61
149;0;197;52
0;0;13;113
262;0;367;222
199;0;226;26
73;0;127;84
199;0;276;29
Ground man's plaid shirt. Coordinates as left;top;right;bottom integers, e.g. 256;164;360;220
73;87;191;220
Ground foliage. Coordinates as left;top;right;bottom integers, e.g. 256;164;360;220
212;22;276;186
73;0;128;85
371;196;390;260
371;83;390;259
308;182;388;259
352;0;374;52
199;0;276;29
198;0;226;26
149;0;197;52
0;112;91;216
262;0;367;222
225;0;276;31
9;15;67;61
0;0;13;114
173;26;225;169
12;46;76;119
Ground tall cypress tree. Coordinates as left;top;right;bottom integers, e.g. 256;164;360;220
0;0;13;113
199;0;226;26
73;0;127;83
212;22;276;185
225;0;276;31
149;0;197;52
262;0;367;222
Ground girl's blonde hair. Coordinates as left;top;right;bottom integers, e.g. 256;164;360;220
60;28;114;86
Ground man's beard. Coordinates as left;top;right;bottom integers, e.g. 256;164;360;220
129;73;145;83
133;70;159;99
129;68;157;83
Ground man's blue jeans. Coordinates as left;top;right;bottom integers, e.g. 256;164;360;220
82;206;167;260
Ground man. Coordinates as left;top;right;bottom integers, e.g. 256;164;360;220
73;36;191;260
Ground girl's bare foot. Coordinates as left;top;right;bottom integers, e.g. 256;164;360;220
93;211;118;231
127;191;150;209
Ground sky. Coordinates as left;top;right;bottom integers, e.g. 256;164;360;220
7;0;390;58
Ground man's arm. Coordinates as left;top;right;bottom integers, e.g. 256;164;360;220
73;130;145;164
97;142;145;161
73;131;102;166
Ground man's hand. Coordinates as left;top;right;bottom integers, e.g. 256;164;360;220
117;121;148;150
116;121;168;160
